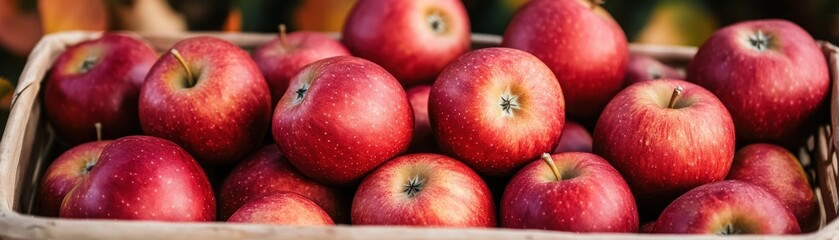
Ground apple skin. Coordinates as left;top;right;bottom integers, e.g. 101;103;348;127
218;144;349;223
252;31;350;104
352;153;495;227
342;0;470;86
653;180;800;234
501;153;638;232
687;19;829;143
552;120;592;153
273;56;413;185
37;141;111;216
45;34;157;144
139;36;272;166
640;221;656;233
227;191;335;226
593;79;735;216
624;53;683;86
406;85;437;153
726;143;816;229
59;136;215;221
429;47;565;176
502;0;628;119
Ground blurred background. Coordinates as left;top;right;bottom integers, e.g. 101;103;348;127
0;0;837;127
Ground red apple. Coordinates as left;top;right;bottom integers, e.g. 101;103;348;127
219;144;349;222
406;85;437;153
227;192;334;226
501;153;638;232
273;56;413;185
139;36;272;166
687;19;829;143
653;180;800;234
640;221;656;233
37;140;111;216
342;0;469;86
45;34;157;144
252;25;350;104
503;0;628;119
593;79;735;216
726;143;816;229
59;136;215;221
429;47;564;176
624;53;682;86
552;120;592;153
352;153;495;227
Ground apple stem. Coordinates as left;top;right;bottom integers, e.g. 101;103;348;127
170;49;195;87
589;0;605;9
541;153;562;181
667;86;683;109
278;24;288;47
94;122;102;142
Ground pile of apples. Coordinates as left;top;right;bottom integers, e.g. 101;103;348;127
36;0;829;235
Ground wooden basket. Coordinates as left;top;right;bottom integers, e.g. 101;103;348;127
1;31;838;240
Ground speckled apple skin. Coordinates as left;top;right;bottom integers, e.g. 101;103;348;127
273;56;413;186
218;144;348;222
45;34;157;144
429;47;565;176
139;36;272;166
654;180;800;234
503;0;628;120
501;152;638;232
38;141;111;217
726;143;816;227
252;32;350;104
342;0;470;86
352;153;495;227
227;192;334;226
687;19;829;143
59;136;215;221
593;80;735;215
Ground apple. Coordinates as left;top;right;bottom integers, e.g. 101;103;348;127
593;79;735;216
640;221;656;233
139;36;272;166
687;19;829;143
273;56;413;185
218;144;349;222
252;24;350;104
352;153;495;227
37;140;111;216
552;120;592;153
501;153;638;232
624;53;682;86
45;33;157;144
503;0;628;120
726;143;816;229
653;180;800;234
59;135;215;221
406;85;437;153
342;0;469;86
429;47;564;176
227;191;334;226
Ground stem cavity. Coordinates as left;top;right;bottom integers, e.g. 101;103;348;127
292;83;310;105
499;89;521;117
427;11;446;34
667;86;683;109
80;56;97;73
541;153;563;181
748;30;771;51
403;175;426;197
717;223;742;235
170;49;196;88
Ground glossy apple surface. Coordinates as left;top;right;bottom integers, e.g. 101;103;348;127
59;136;215;221
552;121;592;153
343;0;470;86
45;34;157;144
37;141;111;216
273;56;413;185
406;85;437;153
227;191;334;226
352;153;495;227
430;47;565;176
